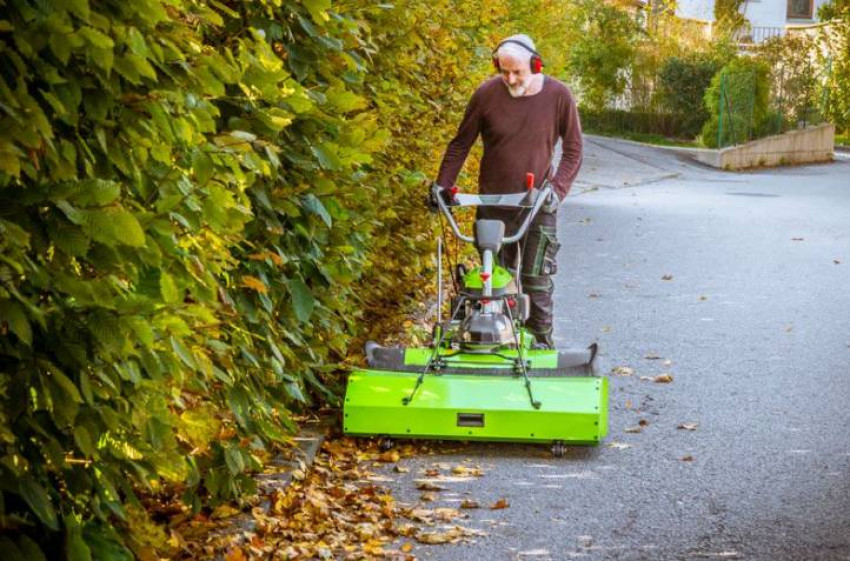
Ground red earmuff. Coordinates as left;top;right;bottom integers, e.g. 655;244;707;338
531;55;543;74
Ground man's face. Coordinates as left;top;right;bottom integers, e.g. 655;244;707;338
498;54;532;97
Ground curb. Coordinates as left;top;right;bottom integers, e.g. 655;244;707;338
254;417;328;495
212;417;332;558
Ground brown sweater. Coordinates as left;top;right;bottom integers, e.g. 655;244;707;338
436;76;583;200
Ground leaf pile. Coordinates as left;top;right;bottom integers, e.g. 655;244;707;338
172;438;485;560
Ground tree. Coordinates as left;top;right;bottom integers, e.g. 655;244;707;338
565;0;644;111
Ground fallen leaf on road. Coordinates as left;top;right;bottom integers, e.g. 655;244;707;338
433;507;463;522
699;295;708;301
834;259;841;265
588;292;600;299
792;237;804;241
224;548;246;561
625;426;643;433
625;399;633;410
611;366;634;376
424;468;440;477
451;465;483;477
393;465;410;473
661;274;674;281
420;492;438;502
678;422;699;431
416;481;445;491
460;500;480;509
211;505;241;520
490;498;510;510
401;543;414;553
680;455;695;462
644;353;661;360
377;451;400;463
415;528;463;544
662;360;673;367
638;419;649;427
606;441;631;450
518;550;551;557
652;374;674;383
601;325;612;333
414;525;485;544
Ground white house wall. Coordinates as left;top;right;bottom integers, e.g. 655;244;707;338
742;2;792;28
676;0;830;26
677;0;715;20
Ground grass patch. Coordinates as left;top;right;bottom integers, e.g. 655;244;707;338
586;129;698;148
836;132;849;147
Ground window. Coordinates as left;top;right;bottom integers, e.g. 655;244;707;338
787;0;813;19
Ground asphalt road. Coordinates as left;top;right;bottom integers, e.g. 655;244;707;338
375;136;850;561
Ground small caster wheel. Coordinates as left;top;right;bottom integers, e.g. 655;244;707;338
551;441;566;458
378;437;394;452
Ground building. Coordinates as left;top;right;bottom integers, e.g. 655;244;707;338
677;0;832;43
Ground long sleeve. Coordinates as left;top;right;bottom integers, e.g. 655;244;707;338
552;92;583;200
436;89;483;188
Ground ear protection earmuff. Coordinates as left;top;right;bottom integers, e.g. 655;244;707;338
492;39;544;74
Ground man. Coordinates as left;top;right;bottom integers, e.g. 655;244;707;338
433;34;583;348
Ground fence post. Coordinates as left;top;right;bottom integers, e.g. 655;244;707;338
717;73;725;148
748;69;756;141
820;57;832;125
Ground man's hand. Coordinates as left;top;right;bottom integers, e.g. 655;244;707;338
426;183;442;213
542;189;561;214
426;183;455;213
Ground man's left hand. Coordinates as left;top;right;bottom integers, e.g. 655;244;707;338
543;190;561;214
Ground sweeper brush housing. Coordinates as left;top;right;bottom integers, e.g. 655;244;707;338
343;348;607;445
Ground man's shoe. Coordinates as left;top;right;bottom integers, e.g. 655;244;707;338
531;330;554;349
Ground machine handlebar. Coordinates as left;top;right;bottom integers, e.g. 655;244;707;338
431;182;554;245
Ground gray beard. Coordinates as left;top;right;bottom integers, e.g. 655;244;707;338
506;83;528;97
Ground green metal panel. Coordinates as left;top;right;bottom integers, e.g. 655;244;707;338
463;265;512;290
344;371;608;445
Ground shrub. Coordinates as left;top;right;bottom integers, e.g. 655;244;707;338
565;0;643;111
657;54;723;137
700;57;771;147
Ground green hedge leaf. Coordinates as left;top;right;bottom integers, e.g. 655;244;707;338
301;193;332;227
19;478;59;531
287;278;315;323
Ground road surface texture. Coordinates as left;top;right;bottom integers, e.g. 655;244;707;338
376;136;850;561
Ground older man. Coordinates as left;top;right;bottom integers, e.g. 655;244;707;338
434;34;583;348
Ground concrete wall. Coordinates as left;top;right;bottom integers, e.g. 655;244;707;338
691;124;835;170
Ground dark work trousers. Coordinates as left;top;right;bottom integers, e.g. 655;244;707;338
476;206;560;346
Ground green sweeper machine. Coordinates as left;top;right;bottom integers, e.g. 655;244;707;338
343;181;607;456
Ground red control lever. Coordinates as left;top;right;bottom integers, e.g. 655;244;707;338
526;172;535;190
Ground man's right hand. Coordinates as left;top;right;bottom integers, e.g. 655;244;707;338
426;183;450;213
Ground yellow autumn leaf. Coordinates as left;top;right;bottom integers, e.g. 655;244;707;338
241;275;268;293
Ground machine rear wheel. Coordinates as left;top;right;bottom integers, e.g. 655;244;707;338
551;441;566;458
378;436;394;452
